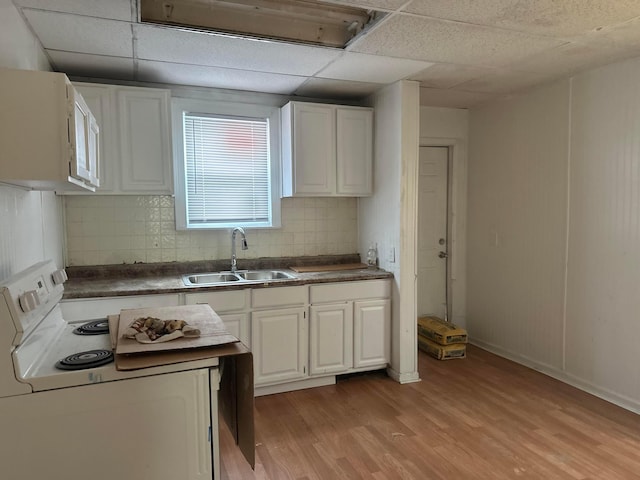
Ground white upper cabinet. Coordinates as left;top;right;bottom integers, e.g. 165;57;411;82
0;69;99;192
117;88;172;193
72;83;173;195
336;107;373;195
281;101;373;197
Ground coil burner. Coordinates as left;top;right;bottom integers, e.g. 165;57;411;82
55;349;114;370
73;320;110;335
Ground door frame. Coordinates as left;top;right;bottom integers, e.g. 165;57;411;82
417;137;467;327
418;145;452;319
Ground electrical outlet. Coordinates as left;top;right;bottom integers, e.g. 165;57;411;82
388;246;396;263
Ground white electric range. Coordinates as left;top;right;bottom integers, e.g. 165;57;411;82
0;260;221;480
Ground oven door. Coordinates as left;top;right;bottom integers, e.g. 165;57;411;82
0;369;217;480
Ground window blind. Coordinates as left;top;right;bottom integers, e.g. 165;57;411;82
183;113;271;227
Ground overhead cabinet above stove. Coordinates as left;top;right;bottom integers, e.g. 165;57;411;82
0;68;99;192
69;83;173;195
281;101;373;197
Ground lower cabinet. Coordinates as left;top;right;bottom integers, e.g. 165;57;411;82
252;307;307;386
309;280;391;377
184;290;251;347
62;279;390;393
353;299;391;368
309;302;353;375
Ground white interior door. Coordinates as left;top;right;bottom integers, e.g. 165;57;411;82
418;146;449;319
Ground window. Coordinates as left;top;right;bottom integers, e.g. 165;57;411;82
172;98;281;229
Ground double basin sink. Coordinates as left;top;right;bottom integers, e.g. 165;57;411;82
183;270;297;286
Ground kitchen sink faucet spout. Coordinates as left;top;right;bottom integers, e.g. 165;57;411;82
230;227;248;272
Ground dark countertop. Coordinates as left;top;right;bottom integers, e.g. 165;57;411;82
63;254;393;299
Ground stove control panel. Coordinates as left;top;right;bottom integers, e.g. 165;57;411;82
0;260;64;345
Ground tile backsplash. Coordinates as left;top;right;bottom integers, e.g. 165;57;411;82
65;196;358;266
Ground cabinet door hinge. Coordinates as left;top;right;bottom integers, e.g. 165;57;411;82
208;425;211;443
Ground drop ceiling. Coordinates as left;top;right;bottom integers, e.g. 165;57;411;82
12;0;640;108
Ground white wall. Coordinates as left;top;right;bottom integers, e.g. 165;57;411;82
565;58;640;407
419;106;469;327
360;80;420;384
468;55;640;412
0;0;63;281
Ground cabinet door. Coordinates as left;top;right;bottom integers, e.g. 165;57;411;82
353;299;390;368
252;307;307;386
70;91;95;186
74;84;114;191
291;103;335;195
117;88;172;193
219;313;250;347
309;303;353;375
87;113;100;187
336;107;373;196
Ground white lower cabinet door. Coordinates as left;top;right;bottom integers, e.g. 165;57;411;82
309;303;353;375
252;307;307;386
219;313;250;347
353;299;391;368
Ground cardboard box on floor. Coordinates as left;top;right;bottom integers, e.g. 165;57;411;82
108;304;254;470
418;334;466;360
417;315;468;345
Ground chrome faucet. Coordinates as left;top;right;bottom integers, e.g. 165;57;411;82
230;227;248;273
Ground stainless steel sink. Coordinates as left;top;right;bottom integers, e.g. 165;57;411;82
182;270;296;286
182;272;242;286
238;270;296;281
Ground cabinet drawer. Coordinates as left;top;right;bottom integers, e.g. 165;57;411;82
60;294;180;321
184;290;249;313
310;280;390;304
252;286;308;309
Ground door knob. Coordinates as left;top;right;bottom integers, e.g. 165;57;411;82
438;251;448;259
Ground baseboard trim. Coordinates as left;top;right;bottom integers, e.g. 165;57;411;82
254;376;336;397
387;367;421;384
470;338;640;415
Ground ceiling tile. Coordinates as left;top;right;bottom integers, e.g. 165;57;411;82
350;14;565;67
511;41;638;78
137;60;307;95
404;0;640;38
295;78;381;100
23;10;132;57
134;24;342;76
408;63;494;88
584;17;640;51
454;68;552;94
48;51;134;79
15;0;133;21
420;87;497;109
316;52;433;83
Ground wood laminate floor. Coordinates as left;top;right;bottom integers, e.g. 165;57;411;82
220;345;640;479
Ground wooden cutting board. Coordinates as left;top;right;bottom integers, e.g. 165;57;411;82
115;304;238;355
290;263;368;273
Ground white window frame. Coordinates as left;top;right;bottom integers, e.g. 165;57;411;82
172;97;281;230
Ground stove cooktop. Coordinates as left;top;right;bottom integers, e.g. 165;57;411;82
73;319;110;336
55;349;114;370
